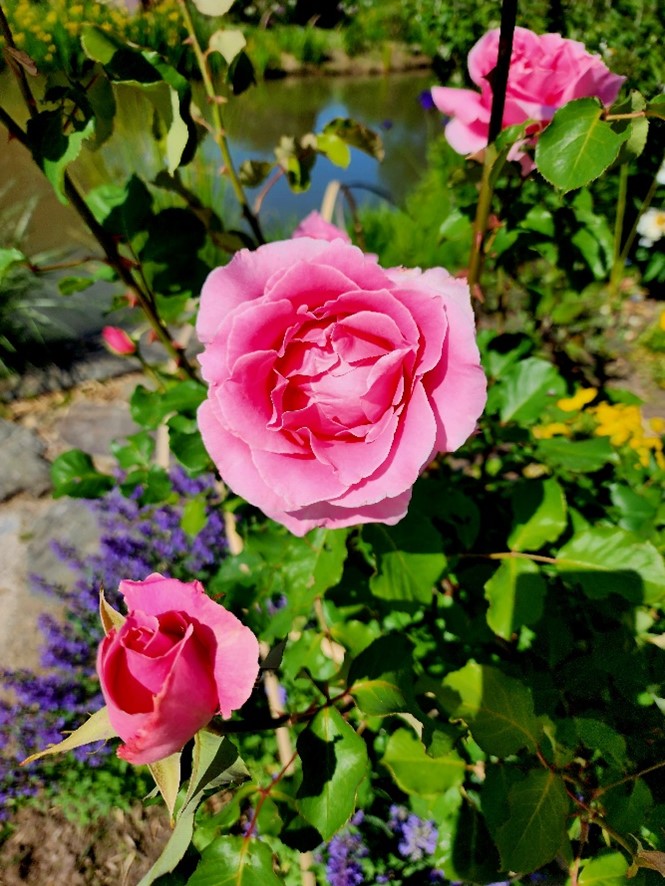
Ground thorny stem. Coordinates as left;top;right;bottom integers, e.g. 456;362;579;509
179;0;265;245
462;550;559;565
610;162;629;296
209;690;354;735
594;758;665;797
619;173;660;266
243;749;299;841
466;0;517;292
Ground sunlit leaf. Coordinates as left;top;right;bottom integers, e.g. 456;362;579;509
208;29;246;65
21;707;115;765
494;769;569;872
296;706;368;840
382;728;465;796
187;836;282;885
535;98;629;192
484;557;546;640
443;662;541;756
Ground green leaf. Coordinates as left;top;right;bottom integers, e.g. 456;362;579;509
574;717;627;767
494;769;569;873
0;247;26;281
181;495;208;537
322;118;384;161
274;135;316;192
238;159;274;187
609;483;660;535
242;526;348;642
443;662;541;756
27;112;95;204
579;851;629;884
365;511;446;604
208;29;246;65
646;94;665;119
348;634;415;716
184;730;249;809
496;357;566;424
88;174;153;237
509;478;567;551
139;733;248;886
316;133;351;168
536;436;616;473
381;727;465;796
603;779;652;836
191;0;234;15
535;98;630;192
81;26;196;172
148;753;181;821
296;706;368;840
167;415;211;474
187;836;282;886
556;526;665;604
58;276;94;296
51;449;114;499
22;707;115;765
484;558;546;640
130;381;206;429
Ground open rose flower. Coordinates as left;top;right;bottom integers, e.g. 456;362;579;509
97;574;259;765
431;27;625;161
196;238;486;536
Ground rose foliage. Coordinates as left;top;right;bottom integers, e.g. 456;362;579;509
4;5;665;886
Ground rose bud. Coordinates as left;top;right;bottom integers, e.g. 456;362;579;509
102;325;136;356
97;574;260;765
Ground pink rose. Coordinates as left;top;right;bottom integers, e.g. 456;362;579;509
431;27;625;157
102;325;136;356
97;574;260;765
292;211;351;243
196;238;486;536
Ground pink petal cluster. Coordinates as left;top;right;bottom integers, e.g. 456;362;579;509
102;326;136;356
292;210;351;243
431;27;625;157
97;574;260;765
196;238;486;536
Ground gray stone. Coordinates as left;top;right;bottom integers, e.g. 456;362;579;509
0;419;51;501
0;502;64;671
56;399;139;457
26;497;100;594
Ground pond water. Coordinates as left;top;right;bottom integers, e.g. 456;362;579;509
0;69;440;342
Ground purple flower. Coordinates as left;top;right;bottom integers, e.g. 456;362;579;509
325;826;368;886
389;806;438;862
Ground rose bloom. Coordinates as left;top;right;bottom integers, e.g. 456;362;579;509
97;574;260;765
293;210;350;243
431;27;625;158
196;238;486;536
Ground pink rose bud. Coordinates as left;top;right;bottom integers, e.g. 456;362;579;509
431;27;625;163
196;238;487;536
102;326;136;356
97;574;260;765
292;211;351;243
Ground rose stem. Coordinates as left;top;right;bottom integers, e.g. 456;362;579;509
467;0;517;292
179;0;266;246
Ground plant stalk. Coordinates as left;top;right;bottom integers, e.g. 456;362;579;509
179;0;265;245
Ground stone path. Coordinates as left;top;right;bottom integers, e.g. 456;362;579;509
0;372;141;672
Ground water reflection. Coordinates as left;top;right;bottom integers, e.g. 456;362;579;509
0;70;439;340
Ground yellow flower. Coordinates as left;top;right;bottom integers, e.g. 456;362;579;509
649;417;665;435
532;422;572;439
557;387;598;412
660;310;665;332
